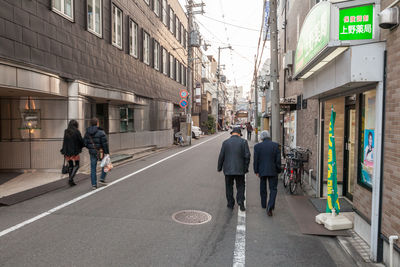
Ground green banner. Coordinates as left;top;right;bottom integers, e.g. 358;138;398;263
326;107;340;214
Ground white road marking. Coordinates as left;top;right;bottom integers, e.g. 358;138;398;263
0;134;225;239
233;175;246;267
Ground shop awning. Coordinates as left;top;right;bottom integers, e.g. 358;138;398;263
302;42;385;99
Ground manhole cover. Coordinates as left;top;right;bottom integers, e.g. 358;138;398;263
172;210;212;225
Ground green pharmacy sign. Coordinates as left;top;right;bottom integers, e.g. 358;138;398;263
339;5;374;40
294;2;331;75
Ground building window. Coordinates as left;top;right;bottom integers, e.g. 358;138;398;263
154;41;160;70
170;55;174;79
120;107;134;132
162;48;168;75
87;0;102;37
181;64;185;85
176;60;179;82
175;17;179;39
185;31;188;49
112;4;123;49
181;25;184;46
52;0;74;21
169;9;174;33
154;0;160;16
143;31;150;65
129;19;138;58
162;0;168;25
358;90;376;189
183;66;186;86
183;30;187;49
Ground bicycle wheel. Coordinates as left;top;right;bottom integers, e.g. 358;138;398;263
289;173;297;194
283;169;289;188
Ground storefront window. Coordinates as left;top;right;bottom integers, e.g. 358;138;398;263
120;107;134;133
358;90;376;189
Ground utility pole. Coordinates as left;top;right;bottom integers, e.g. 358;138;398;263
269;0;280;143
186;0;204;144
255;76;259;142
216;48;221;133
216;45;231;133
187;0;193;145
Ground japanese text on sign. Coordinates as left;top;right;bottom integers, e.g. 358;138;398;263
339;5;374;41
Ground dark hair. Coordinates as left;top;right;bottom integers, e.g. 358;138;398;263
65;120;79;136
368;132;373;139
68;120;78;129
90;118;99;126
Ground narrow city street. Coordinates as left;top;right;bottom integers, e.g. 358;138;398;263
0;133;355;267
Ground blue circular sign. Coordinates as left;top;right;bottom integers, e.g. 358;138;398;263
179;99;188;108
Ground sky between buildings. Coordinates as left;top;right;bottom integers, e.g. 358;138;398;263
178;0;270;96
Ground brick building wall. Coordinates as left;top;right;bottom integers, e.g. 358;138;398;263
0;0;187;103
380;0;400;246
278;0;319;175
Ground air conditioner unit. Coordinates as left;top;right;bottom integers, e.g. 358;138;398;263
283;50;294;70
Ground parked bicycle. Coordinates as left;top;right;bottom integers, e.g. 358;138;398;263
282;146;312;194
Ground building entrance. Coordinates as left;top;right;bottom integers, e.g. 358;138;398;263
343;100;356;201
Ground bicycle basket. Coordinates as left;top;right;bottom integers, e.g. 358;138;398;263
297;151;309;162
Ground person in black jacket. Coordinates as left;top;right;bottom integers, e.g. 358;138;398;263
61;120;84;186
253;130;281;216
83;118;110;189
218;127;251;211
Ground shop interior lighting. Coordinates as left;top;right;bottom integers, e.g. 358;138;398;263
300;47;348;79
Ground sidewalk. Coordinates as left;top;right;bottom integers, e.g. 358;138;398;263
0;145;164;206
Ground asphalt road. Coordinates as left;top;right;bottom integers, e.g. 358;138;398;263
0;133;356;266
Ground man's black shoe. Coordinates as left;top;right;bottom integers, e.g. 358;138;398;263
267;209;273;216
239;203;246;212
227;204;234;209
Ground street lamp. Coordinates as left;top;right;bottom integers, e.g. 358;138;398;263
216;45;232;133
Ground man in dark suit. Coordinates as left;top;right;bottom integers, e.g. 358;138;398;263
253;130;281;216
218;127;251;211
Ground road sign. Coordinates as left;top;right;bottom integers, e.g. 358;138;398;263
179;89;189;98
179;99;188;108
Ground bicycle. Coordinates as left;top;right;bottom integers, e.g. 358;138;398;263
287;147;312;194
282;146;295;188
174;132;184;146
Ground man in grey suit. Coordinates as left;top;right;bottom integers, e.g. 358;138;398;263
254;130;281;216
218;127;251;211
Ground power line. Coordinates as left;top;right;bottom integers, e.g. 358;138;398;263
201;15;260;32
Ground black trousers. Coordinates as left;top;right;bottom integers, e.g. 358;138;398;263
247;131;252;140
260;176;278;210
225;175;245;206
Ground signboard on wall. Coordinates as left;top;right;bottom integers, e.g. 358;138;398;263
339;5;374;40
294;1;331;75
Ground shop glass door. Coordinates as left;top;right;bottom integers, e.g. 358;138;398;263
344;106;356;200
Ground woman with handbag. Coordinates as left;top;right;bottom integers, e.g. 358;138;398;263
83;118;110;190
61;120;84;186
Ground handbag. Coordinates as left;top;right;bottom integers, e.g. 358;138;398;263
62;158;69;174
89;135;104;161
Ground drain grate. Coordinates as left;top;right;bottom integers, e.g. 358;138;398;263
172;210;212;225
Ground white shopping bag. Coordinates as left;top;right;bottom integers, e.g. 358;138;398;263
100;154;110;168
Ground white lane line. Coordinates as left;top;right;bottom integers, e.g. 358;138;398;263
0;133;225;239
233;175;246;267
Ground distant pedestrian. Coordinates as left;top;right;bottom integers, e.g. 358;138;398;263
84;118;110;190
253;130;281;216
61;120;84;186
246;122;253;141
218;127;251;211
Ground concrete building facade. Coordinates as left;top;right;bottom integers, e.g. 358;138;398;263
0;0;188;170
